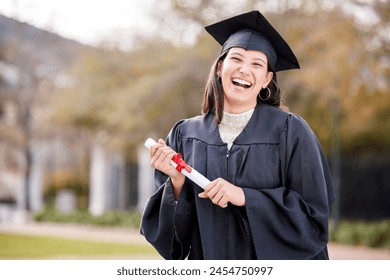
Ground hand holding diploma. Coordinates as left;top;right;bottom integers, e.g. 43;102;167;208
145;138;210;189
145;138;245;207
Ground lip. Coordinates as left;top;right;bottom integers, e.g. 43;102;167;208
232;77;253;89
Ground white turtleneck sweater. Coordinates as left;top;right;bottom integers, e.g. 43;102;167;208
218;109;255;150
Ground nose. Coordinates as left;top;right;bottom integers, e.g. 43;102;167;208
239;63;250;74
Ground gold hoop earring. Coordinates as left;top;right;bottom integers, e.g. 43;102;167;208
259;87;271;101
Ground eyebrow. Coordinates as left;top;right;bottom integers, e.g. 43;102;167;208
229;52;267;64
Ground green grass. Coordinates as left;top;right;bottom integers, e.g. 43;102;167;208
330;220;390;249
34;208;142;228
0;233;158;259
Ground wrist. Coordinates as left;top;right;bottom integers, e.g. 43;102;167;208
170;174;185;201
171;173;185;186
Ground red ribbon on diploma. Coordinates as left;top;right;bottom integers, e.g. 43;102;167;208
172;153;192;173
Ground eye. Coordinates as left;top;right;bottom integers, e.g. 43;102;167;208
230;56;242;62
253;62;264;68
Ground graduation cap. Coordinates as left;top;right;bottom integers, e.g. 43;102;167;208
205;10;300;72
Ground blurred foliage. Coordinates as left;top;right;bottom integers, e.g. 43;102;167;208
34;206;142;229
48;39;214;160
46;0;390;162
330;220;390;249
44;170;89;209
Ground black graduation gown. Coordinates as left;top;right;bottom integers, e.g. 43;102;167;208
140;104;336;260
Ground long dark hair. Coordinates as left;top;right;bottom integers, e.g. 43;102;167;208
201;50;284;124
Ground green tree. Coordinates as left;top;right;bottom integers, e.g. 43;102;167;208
48;0;390;162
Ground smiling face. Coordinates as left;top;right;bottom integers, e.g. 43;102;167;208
217;47;273;113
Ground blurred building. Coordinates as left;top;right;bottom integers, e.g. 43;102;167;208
0;15;151;223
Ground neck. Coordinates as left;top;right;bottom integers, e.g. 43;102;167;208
223;103;256;114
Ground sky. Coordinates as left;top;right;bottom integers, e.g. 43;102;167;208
0;0;156;47
0;0;381;49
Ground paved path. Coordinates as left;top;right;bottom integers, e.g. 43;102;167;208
1;222;389;260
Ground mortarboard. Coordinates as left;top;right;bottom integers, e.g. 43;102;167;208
205;10;300;72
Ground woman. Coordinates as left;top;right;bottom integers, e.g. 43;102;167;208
140;10;336;260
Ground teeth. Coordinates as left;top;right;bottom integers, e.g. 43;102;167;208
232;78;252;87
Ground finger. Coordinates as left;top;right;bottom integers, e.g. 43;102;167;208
211;192;223;205
149;141;165;160
151;146;172;171
198;192;206;198
203;179;217;193
204;182;220;198
154;149;173;169
199;185;219;200
163;147;179;164
150;146;164;166
150;138;167;154
198;190;228;207
218;198;229;208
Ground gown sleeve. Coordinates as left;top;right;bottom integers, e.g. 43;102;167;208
243;114;336;259
139;121;195;260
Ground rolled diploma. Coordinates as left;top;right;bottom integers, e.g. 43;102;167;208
144;138;210;189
